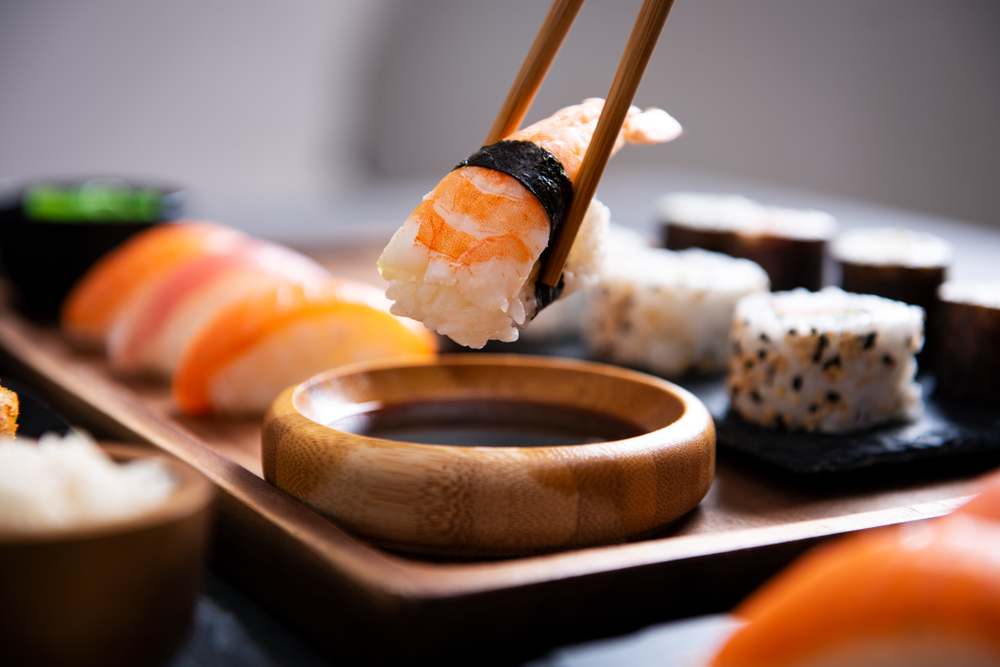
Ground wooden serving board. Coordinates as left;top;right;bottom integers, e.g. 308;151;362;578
0;255;992;665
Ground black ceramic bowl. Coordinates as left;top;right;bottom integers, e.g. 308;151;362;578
0;179;186;319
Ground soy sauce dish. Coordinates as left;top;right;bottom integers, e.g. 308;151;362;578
0;178;184;317
262;354;715;557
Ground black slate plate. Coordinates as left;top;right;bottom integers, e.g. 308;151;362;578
680;373;1000;474
447;337;1000;475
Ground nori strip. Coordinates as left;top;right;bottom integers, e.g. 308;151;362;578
455;140;574;312
533;262;565;312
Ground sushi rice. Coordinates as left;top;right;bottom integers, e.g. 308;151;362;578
584;246;770;377
728;287;924;433
381;197;609;348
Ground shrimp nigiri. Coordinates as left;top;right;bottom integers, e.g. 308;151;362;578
378;98;681;348
711;515;1000;667
173;279;437;415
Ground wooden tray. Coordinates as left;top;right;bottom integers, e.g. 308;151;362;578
0;302;990;664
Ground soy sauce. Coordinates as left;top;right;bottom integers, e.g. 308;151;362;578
327;399;645;448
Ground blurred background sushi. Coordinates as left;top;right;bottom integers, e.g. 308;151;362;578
1;0;998;247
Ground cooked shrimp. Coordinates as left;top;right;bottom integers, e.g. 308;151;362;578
378;98;681;348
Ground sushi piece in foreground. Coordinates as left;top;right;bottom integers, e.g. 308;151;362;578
584;247;769;377
378;98;682;349
728;287;924;433
61;221;249;349
710;515;1000;667
173;279;438;416
955;466;1000;522
934;281;1000;406
107;239;330;377
660;192;836;291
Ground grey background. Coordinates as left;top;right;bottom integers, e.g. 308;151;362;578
2;0;999;235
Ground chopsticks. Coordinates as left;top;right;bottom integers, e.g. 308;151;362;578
539;0;676;287
484;0;586;146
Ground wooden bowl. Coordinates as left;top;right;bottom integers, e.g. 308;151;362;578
262;354;715;557
0;444;214;667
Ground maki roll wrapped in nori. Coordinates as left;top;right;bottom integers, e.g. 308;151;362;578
659;193;836;291
833;226;951;363
935;281;1000;406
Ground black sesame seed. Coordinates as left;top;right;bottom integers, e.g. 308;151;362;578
788;329;797;336
827;391;841;402
792;376;803;391
883;354;894;366
760;333;770;343
809;403;818;413
758;349;767;360
744;359;754;369
730;385;740;397
811;328;817;335
822;354;842;371
750;391;762;403
812;334;829;363
862;332;877;349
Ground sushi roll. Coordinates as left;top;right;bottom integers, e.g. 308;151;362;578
935;281;1000;406
107;239;329;377
833;226;951;308
173;279;438;416
710;515;1000;667
584;247;770;377
833;226;951;362
60;221;248;349
659;193;837;291
378;98;682;349
728;287;924;433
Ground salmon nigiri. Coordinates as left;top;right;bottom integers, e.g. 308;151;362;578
61;221;248;348
173;279;438;416
107;239;329;377
711;515;1000;667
